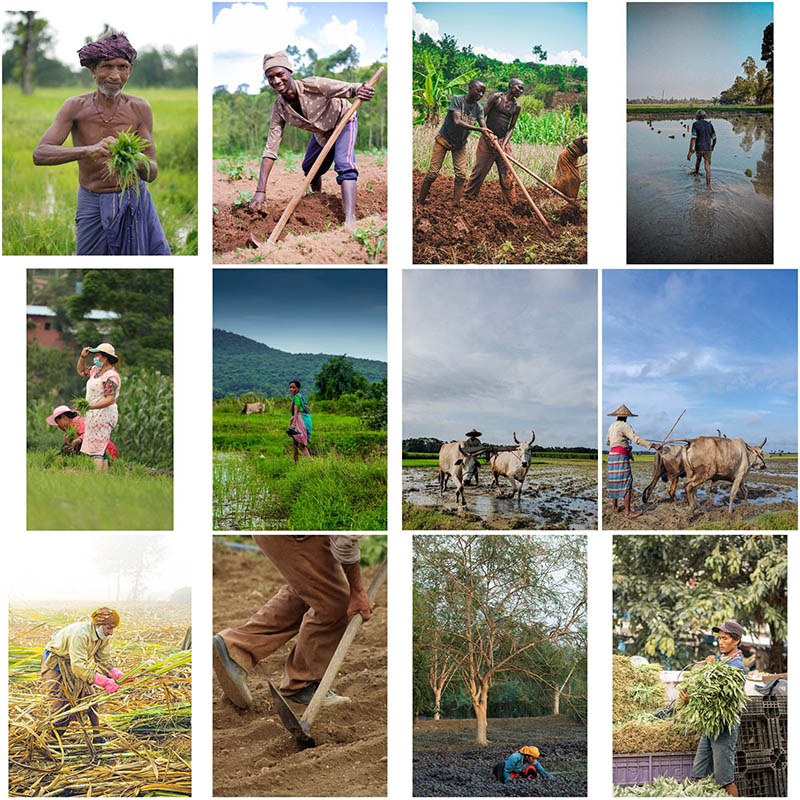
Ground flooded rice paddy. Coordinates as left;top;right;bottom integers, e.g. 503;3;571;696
403;459;597;529
627;113;773;263
213;451;277;530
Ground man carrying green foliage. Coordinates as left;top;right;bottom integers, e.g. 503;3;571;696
32;30;171;255
679;620;747;797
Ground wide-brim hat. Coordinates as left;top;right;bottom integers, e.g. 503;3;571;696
465;429;482;438
46;405;78;426
519;746;540;759
713;620;744;639
608;404;637;417
89;343;118;363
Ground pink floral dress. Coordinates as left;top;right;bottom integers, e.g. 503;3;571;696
79;366;120;458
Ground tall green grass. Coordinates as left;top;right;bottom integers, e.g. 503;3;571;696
26;452;173;530
3;86;197;255
512;108;586;145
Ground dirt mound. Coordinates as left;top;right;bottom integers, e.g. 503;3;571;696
213;157;387;263
213;545;387;797
413;171;586;264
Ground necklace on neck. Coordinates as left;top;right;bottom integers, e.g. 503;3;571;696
93;91;122;124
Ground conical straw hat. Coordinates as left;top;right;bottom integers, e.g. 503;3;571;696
465;429;482;438
608;404;637;417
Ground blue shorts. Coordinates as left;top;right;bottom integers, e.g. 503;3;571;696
692;725;738;787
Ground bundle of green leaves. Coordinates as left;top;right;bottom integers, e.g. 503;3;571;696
71;397;91;416
106;128;151;198
614;777;728;796
678;660;746;738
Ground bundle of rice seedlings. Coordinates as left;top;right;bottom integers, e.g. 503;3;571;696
71;396;92;416
678;660;746;738
614;777;728;796
613;655;665;722
106;128;151;199
613;718;700;754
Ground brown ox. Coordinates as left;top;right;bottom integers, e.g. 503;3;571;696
240;401;265;415
642;444;687;503
666;435;768;513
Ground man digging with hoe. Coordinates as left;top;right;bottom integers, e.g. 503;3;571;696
249;51;375;229
33;31;170;255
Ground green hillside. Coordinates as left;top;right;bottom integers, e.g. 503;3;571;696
213;329;387;398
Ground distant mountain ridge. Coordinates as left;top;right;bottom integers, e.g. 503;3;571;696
213;329;387;399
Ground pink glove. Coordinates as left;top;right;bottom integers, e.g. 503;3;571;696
93;672;120;693
108;667;124;681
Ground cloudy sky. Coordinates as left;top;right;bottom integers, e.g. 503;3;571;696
628;3;773;99
603;270;797;452
413;2;587;66
5;2;198;65
8;535;189;603
214;269;387;361
212;1;387;93
404;270;597;447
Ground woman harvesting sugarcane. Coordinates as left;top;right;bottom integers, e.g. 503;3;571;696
678;620;748;797
75;343;121;472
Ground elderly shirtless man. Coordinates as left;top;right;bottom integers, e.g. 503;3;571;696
249;51;375;228
32;31;170;255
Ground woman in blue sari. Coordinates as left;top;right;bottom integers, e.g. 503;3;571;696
289;380;312;462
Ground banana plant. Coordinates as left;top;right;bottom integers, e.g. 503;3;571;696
412;53;480;125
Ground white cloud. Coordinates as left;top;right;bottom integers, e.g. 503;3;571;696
474;44;516;63
547;49;588;68
412;7;440;40
321;15;366;60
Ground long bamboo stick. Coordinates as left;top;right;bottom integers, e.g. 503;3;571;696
505;152;582;208
487;136;554;237
266;65;386;245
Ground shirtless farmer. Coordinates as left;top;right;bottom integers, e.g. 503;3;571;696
249;51;375;228
32;31;170;256
465;78;524;206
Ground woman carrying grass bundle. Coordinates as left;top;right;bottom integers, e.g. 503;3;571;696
679;620;747;797
32;30;171;255
288;380;311;462
76;343;121;472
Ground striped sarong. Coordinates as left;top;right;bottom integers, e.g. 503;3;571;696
607;453;633;499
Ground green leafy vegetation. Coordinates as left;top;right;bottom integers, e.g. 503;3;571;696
614;777;728;796
678;660;747;738
350;223;387;264
106;128;151;198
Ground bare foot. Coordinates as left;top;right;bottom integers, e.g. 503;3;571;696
625;511;644;518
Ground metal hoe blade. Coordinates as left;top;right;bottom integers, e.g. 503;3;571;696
267;682;315;747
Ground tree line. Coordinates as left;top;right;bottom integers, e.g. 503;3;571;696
404;437;596;454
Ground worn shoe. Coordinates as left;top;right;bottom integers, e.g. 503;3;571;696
281;681;351;706
212;634;254;710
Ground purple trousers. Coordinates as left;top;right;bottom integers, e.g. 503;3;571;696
302;114;358;184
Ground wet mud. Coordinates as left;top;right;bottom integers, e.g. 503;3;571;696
414;717;586;797
213;546;387;796
412;172;586;264
603;457;797;530
403;461;597;530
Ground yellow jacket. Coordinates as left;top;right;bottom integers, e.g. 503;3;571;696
45;620;114;684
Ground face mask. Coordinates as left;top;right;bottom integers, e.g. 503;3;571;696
93;357;103;368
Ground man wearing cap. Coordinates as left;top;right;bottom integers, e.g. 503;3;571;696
249;51;375;228
77;343;121;471
492;745;554;783
32;30;171;255
606;404;660;518
680;620;746;796
46;405;118;460
212;535;372;710
688;110;716;187
41;607;126;745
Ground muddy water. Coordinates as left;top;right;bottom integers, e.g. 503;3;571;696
627;114;773;263
213;451;279;530
603;457;797;530
403;461;597;529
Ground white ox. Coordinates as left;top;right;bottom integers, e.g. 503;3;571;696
490;431;536;500
438;441;484;506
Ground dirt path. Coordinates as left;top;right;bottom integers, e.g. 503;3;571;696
412;171;586;264
212;544;387;797
213;157;387;264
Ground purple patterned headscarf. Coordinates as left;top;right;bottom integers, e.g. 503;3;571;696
78;34;137;68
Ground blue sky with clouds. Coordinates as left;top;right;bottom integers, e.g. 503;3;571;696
603;270;796;452
214;269;386;361
213;1;386;92
413;2;587;66
628;2;773;99
404;270;597;447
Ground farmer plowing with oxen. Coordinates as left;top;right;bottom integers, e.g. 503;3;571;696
606;404;660;518
32;30;170;255
249;51;375;228
40;607;129;746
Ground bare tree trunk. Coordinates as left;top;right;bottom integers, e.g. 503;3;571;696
433;687;441;721
553;689;560;716
473;681;490;745
22;12;36;95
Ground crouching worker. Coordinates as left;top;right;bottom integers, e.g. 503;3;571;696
46;404;118;460
492;746;554;783
249;51;375;228
552;133;587;199
40;607;128;745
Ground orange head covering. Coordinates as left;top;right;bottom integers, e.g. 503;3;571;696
519;746;540;759
91;607;120;627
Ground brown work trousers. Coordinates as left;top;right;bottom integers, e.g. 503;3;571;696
425;135;468;182
552;146;582;198
465;136;516;205
219;535;350;692
40;657;99;734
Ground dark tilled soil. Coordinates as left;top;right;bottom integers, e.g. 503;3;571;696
412;171;586;264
